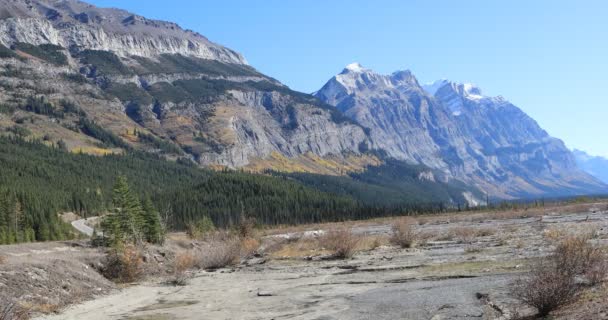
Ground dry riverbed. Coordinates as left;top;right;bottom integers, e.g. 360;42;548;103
2;203;608;320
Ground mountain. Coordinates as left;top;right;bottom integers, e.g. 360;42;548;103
315;64;607;198
0;0;479;208
573;149;608;184
0;0;374;174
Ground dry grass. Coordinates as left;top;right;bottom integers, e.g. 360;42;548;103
171;251;196;286
357;235;389;251
240;237;260;258
0;255;6;265
389;218;418;248
197;238;241;270
267;237;330;259
101;245;144;283
0;298;29;320
449;227;477;244
319;227;359;259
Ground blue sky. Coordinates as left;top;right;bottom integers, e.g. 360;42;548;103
90;0;608;157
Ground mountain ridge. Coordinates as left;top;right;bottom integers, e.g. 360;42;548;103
315;63;606;198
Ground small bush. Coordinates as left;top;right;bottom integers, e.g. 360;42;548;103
0;298;28;320
511;260;579;317
320;227;359;259
389;218;418;248
449;227;476;244
197;238;241;270
186;216;216;239
237;215;257;239
101;245;144;283
511;235;607;317
553;235;607;284
0;255;6;265
171;251;196;286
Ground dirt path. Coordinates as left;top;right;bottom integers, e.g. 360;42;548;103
71;219;95;237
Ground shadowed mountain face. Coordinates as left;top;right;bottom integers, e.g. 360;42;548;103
573;150;608;185
315;64;607;198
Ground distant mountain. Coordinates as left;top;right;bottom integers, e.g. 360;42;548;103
315;63;607;198
0;0;603;204
573;150;608;185
0;0;477;207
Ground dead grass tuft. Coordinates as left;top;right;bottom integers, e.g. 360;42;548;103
197;238;241;270
357;235;389;251
240;237;260;258
320;227;359;259
0;298;29;320
449;227;477;244
389;218;418;248
0;255;6;265
171;251;196;286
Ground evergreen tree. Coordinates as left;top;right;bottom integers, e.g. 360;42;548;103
142;197;164;244
104;176;145;245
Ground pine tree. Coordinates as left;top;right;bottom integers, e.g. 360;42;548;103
142;197;164;244
104;176;145;245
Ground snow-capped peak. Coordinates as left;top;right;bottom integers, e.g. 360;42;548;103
343;62;366;73
462;83;484;100
422;79;449;96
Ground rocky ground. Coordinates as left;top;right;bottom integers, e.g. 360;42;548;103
0;202;598;320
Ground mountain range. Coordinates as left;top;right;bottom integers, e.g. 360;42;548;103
573;150;608;185
0;0;605;206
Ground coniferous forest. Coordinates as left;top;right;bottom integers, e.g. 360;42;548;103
0;137;457;244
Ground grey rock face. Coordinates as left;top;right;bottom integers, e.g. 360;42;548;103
316;64;606;198
0;0;245;63
0;0;370;170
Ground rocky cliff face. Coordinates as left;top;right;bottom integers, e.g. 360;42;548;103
0;0;245;63
316;64;606;198
0;0;372;173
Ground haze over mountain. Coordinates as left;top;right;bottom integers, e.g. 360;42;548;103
573;149;608;185
0;0;604;205
315;64;606;198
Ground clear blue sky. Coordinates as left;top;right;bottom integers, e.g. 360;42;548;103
90;0;608;157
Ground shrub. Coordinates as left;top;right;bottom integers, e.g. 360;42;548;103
101;245;144;283
511;260;579;317
237;215;257;239
197;238;241;270
0;298;28;320
390;218;418;248
186;216;216;239
449;227;476;244
171;251;196;286
511;235;607;317
553;235;607;284
320;227;359;259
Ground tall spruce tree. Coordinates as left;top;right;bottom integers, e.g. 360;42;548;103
103;176;146;245
142;197;164;244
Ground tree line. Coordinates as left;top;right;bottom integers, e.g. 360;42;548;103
0;137;455;245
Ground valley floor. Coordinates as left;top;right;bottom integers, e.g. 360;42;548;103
18;203;608;320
